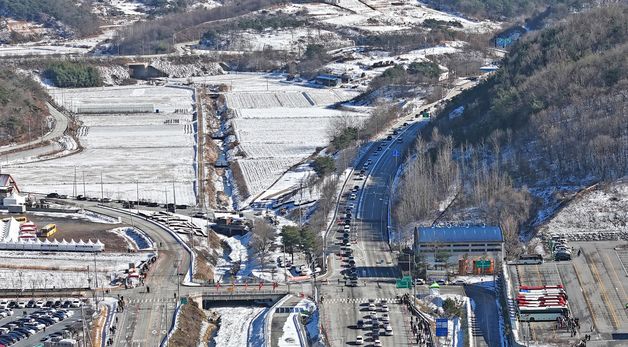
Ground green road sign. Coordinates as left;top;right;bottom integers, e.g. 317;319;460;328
476;260;491;269
180;297;188;305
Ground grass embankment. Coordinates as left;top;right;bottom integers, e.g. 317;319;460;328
169;301;208;346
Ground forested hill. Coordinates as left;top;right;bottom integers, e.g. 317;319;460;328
0;70;50;146
0;0;100;37
430;5;627;185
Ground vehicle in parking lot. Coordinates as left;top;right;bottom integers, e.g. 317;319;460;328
350;193;357;200
555;251;572;261
373;339;382;346
381;305;389;312
355;335;363;344
385;325;393;335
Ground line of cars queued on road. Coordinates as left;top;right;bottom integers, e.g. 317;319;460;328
354;299;394;346
0;299;82;346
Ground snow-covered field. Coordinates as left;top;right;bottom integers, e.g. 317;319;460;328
280;0;499;33
206;73;365;203
0;251;151;289
6;86;198;205
217;27;351;52
211;306;265;347
539;181;628;240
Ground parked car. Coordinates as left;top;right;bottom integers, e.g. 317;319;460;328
355;335;364;345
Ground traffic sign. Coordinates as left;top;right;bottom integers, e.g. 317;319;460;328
392;149;400;157
476;260;491;269
435;318;448;336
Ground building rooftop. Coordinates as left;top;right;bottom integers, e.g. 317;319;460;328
417;225;504;244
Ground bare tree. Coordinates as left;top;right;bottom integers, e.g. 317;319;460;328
251;219;276;271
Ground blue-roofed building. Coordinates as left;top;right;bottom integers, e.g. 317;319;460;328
414;225;504;255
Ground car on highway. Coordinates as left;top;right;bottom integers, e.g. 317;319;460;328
414;278;425;285
355;335;364;344
453;279;466;285
373;338;382;346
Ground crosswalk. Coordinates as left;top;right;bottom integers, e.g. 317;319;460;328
470;314;483;336
127;297;177;304
322;297;396;304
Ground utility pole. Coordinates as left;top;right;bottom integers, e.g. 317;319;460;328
136;180;140;211
73;167;77;197
172;179;177;213
100;171;104;201
93;253;99;304
82;171;86;197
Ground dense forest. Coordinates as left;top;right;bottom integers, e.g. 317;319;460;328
425;0;587;20
0;70;49;146
0;0;100;37
395;5;627;256
43;62;102;88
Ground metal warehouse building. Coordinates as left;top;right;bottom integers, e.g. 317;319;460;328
414;225;504;255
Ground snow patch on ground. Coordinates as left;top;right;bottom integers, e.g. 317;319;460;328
211;306;264;347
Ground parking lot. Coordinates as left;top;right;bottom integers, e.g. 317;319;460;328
509;240;628;345
0;298;86;346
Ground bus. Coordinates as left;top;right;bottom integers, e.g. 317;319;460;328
518;254;544;265
518;306;569;322
39;224;57;237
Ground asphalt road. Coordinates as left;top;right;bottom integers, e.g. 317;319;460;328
464;285;500;347
0;103;69;161
320;118;425;347
319;79;479;347
86;206;190;347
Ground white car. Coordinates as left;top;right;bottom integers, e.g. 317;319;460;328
373;339;382;347
0;300;8;309
355;336;364;345
35;300;45;308
0;311;7;318
453;279;466;285
369;303;376;311
350;193;357;200
382;313;390;322
414;278;426;285
385;325;393;336
381;305;389;312
3;309;13;316
16;301;26;308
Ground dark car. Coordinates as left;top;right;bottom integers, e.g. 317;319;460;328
62;301;72;308
53;300;62;308
357;319;364;328
46;193;60;198
386;135;392;140
76;195;88;201
44;301;54;308
26;300;35;308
